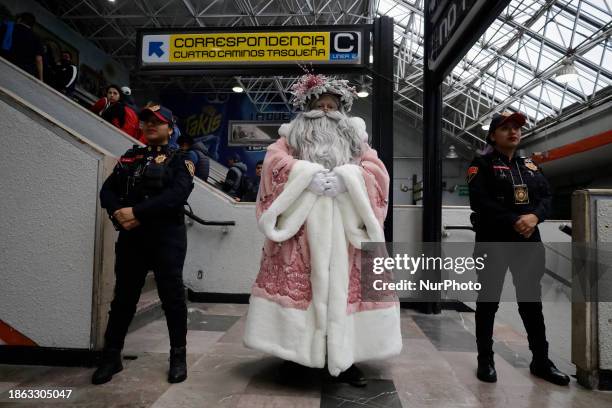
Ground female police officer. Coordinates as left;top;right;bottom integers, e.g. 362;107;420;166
468;111;569;386
92;104;194;385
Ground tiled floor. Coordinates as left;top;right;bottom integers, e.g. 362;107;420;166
1;303;611;408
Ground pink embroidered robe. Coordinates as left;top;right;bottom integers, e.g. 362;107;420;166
243;136;402;376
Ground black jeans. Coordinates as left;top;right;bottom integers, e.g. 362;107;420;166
104;224;188;350
474;240;548;362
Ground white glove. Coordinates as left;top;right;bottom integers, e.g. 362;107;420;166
322;171;347;197
307;170;329;195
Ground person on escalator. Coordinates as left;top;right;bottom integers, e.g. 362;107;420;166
91;84;139;138
178;134;210;182
54;51;78;96
222;153;250;201
120;86;138;112
242;160;263;202
0;13;44;81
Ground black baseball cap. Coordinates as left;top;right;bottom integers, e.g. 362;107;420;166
487;111;526;144
139;104;174;124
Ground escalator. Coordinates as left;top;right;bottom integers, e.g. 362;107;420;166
0;57;229;186
0;56;263;300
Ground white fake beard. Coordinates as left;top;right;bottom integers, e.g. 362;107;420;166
285;110;363;169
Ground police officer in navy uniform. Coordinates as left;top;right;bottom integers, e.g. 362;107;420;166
468;111;570;386
92;104;195;385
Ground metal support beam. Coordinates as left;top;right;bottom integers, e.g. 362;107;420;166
421;1;443;314
372;16;394;241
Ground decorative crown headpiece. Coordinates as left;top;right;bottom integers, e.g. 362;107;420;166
290;73;358;112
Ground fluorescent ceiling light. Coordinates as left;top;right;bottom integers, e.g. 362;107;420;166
446;145;459;159
556;62;579;83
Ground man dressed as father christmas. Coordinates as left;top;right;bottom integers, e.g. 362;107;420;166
243;74;402;387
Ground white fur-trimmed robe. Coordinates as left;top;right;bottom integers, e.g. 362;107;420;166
243;131;402;376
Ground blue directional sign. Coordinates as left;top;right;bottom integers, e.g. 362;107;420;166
141;34;170;64
148;42;164;57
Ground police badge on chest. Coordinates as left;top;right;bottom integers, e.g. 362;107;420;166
514;184;529;204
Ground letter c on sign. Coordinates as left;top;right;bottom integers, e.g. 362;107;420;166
334;33;355;52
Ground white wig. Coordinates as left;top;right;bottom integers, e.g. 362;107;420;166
283;107;366;169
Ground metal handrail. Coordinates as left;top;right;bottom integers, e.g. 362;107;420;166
183;205;235;226
444;224;571;288
559;224;572;236
444;225;475;231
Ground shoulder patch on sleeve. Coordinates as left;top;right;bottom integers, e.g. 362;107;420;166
466;166;479;183
185;160;195;177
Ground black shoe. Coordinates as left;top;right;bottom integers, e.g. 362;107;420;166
92;348;123;385
276;360;309;383
476;359;497;383
530;359;570;386
168;346;187;383
336;364;367;387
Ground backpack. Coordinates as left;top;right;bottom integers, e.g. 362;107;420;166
1;21;14;51
238;172;253;198
193;150;209;181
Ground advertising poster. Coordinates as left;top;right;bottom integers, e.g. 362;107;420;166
162;92;291;178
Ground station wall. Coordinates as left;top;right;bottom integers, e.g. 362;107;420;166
0;90;106;348
522;107;611;158
351;99;472;206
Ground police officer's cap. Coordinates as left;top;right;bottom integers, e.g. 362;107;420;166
486;111;526;144
140;103;174;125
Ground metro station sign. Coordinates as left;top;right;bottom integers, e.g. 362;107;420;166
138;27;368;70
427;0;510;75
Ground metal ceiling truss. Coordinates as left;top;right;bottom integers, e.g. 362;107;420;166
236;76;297;112
382;0;612;149
38;0;612;151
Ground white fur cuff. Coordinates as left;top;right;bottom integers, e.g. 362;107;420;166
348;117;368;142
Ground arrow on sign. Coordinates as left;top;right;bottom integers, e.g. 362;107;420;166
148;42;164;57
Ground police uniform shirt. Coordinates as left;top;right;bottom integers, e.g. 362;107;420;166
100;144;194;228
467;149;551;239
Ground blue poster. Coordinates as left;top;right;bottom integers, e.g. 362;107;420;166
161;92;291;178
